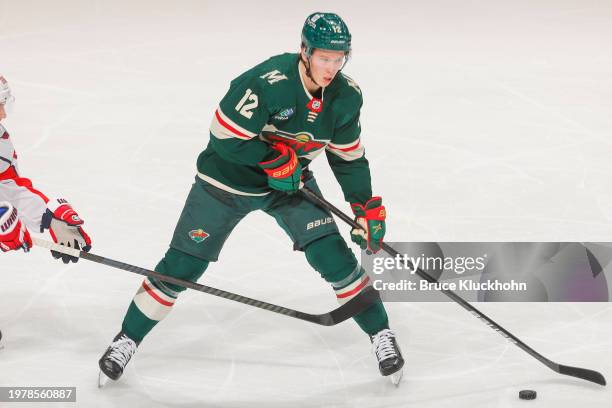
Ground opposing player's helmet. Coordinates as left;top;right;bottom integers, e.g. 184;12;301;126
0;76;14;105
301;12;351;56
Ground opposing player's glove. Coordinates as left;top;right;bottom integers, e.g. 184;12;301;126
350;197;386;253
0;202;32;252
41;198;91;263
259;143;302;194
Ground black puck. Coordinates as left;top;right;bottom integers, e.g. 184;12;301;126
519;390;537;400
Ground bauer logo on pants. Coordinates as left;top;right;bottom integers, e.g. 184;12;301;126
189;229;209;243
306;217;334;230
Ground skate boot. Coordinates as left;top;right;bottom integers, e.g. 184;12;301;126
98;331;139;387
371;328;404;386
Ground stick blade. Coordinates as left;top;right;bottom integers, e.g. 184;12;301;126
558;364;606;386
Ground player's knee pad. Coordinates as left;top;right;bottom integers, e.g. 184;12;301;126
304;234;370;304
305;234;356;279
129;248;209;324
154;247;210;293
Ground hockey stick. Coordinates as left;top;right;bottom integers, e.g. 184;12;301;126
31;237;379;326
300;187;607;386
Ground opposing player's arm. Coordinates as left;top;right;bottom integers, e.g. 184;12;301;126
209;75;276;165
0;201;32;252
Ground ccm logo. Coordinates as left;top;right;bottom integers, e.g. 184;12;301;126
306;217;334;230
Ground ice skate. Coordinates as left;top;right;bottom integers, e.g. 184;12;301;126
371;329;404;386
98;331;139;387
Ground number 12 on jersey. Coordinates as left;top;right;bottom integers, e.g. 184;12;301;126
235;88;259;119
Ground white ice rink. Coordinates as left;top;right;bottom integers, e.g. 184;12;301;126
1;1;611;407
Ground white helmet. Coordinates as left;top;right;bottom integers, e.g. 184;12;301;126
0;76;14;105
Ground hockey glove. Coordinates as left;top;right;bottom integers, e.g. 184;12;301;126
41;198;92;263
259;143;302;194
0;201;32;252
350;197;386;253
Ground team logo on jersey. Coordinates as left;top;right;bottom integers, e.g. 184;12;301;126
272;107;295;121
261;130;326;156
189;229;209;243
260;70;288;85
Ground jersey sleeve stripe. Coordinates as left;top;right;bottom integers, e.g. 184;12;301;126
12;177;49;203
327;139;361;152
326;144;365;161
211;108;257;140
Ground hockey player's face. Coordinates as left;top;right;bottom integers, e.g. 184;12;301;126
0;104;6;121
309;49;346;87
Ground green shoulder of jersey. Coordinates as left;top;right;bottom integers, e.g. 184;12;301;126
218;53;298;132
326;71;364;135
219;53;363;136
201;52;369;199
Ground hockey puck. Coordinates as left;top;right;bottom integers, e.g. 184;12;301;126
519;390;537;400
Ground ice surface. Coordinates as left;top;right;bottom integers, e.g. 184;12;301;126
1;1;611;407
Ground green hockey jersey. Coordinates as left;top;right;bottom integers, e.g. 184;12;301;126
197;52;372;203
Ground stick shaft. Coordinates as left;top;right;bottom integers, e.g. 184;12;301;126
300;187;606;385
31;237;377;326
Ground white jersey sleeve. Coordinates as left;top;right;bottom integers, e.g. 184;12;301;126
0;124;47;230
0;180;48;231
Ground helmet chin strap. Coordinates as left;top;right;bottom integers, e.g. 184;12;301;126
300;53;324;89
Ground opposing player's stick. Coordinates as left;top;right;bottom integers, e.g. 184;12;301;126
300;187;607;386
31;237;379;326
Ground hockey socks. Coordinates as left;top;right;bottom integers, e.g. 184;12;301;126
305;234;389;335
121;248;209;342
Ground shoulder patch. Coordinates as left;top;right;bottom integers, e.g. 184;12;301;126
260;70;288;85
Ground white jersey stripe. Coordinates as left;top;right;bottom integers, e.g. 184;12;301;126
326;144;365;161
327;138;360;151
210;107;258;140
197;172;270;196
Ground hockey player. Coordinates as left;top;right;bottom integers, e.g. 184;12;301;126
0;75;92;260
99;12;404;385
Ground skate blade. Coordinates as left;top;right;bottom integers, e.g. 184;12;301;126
390;369;403;387
98;371;111;388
